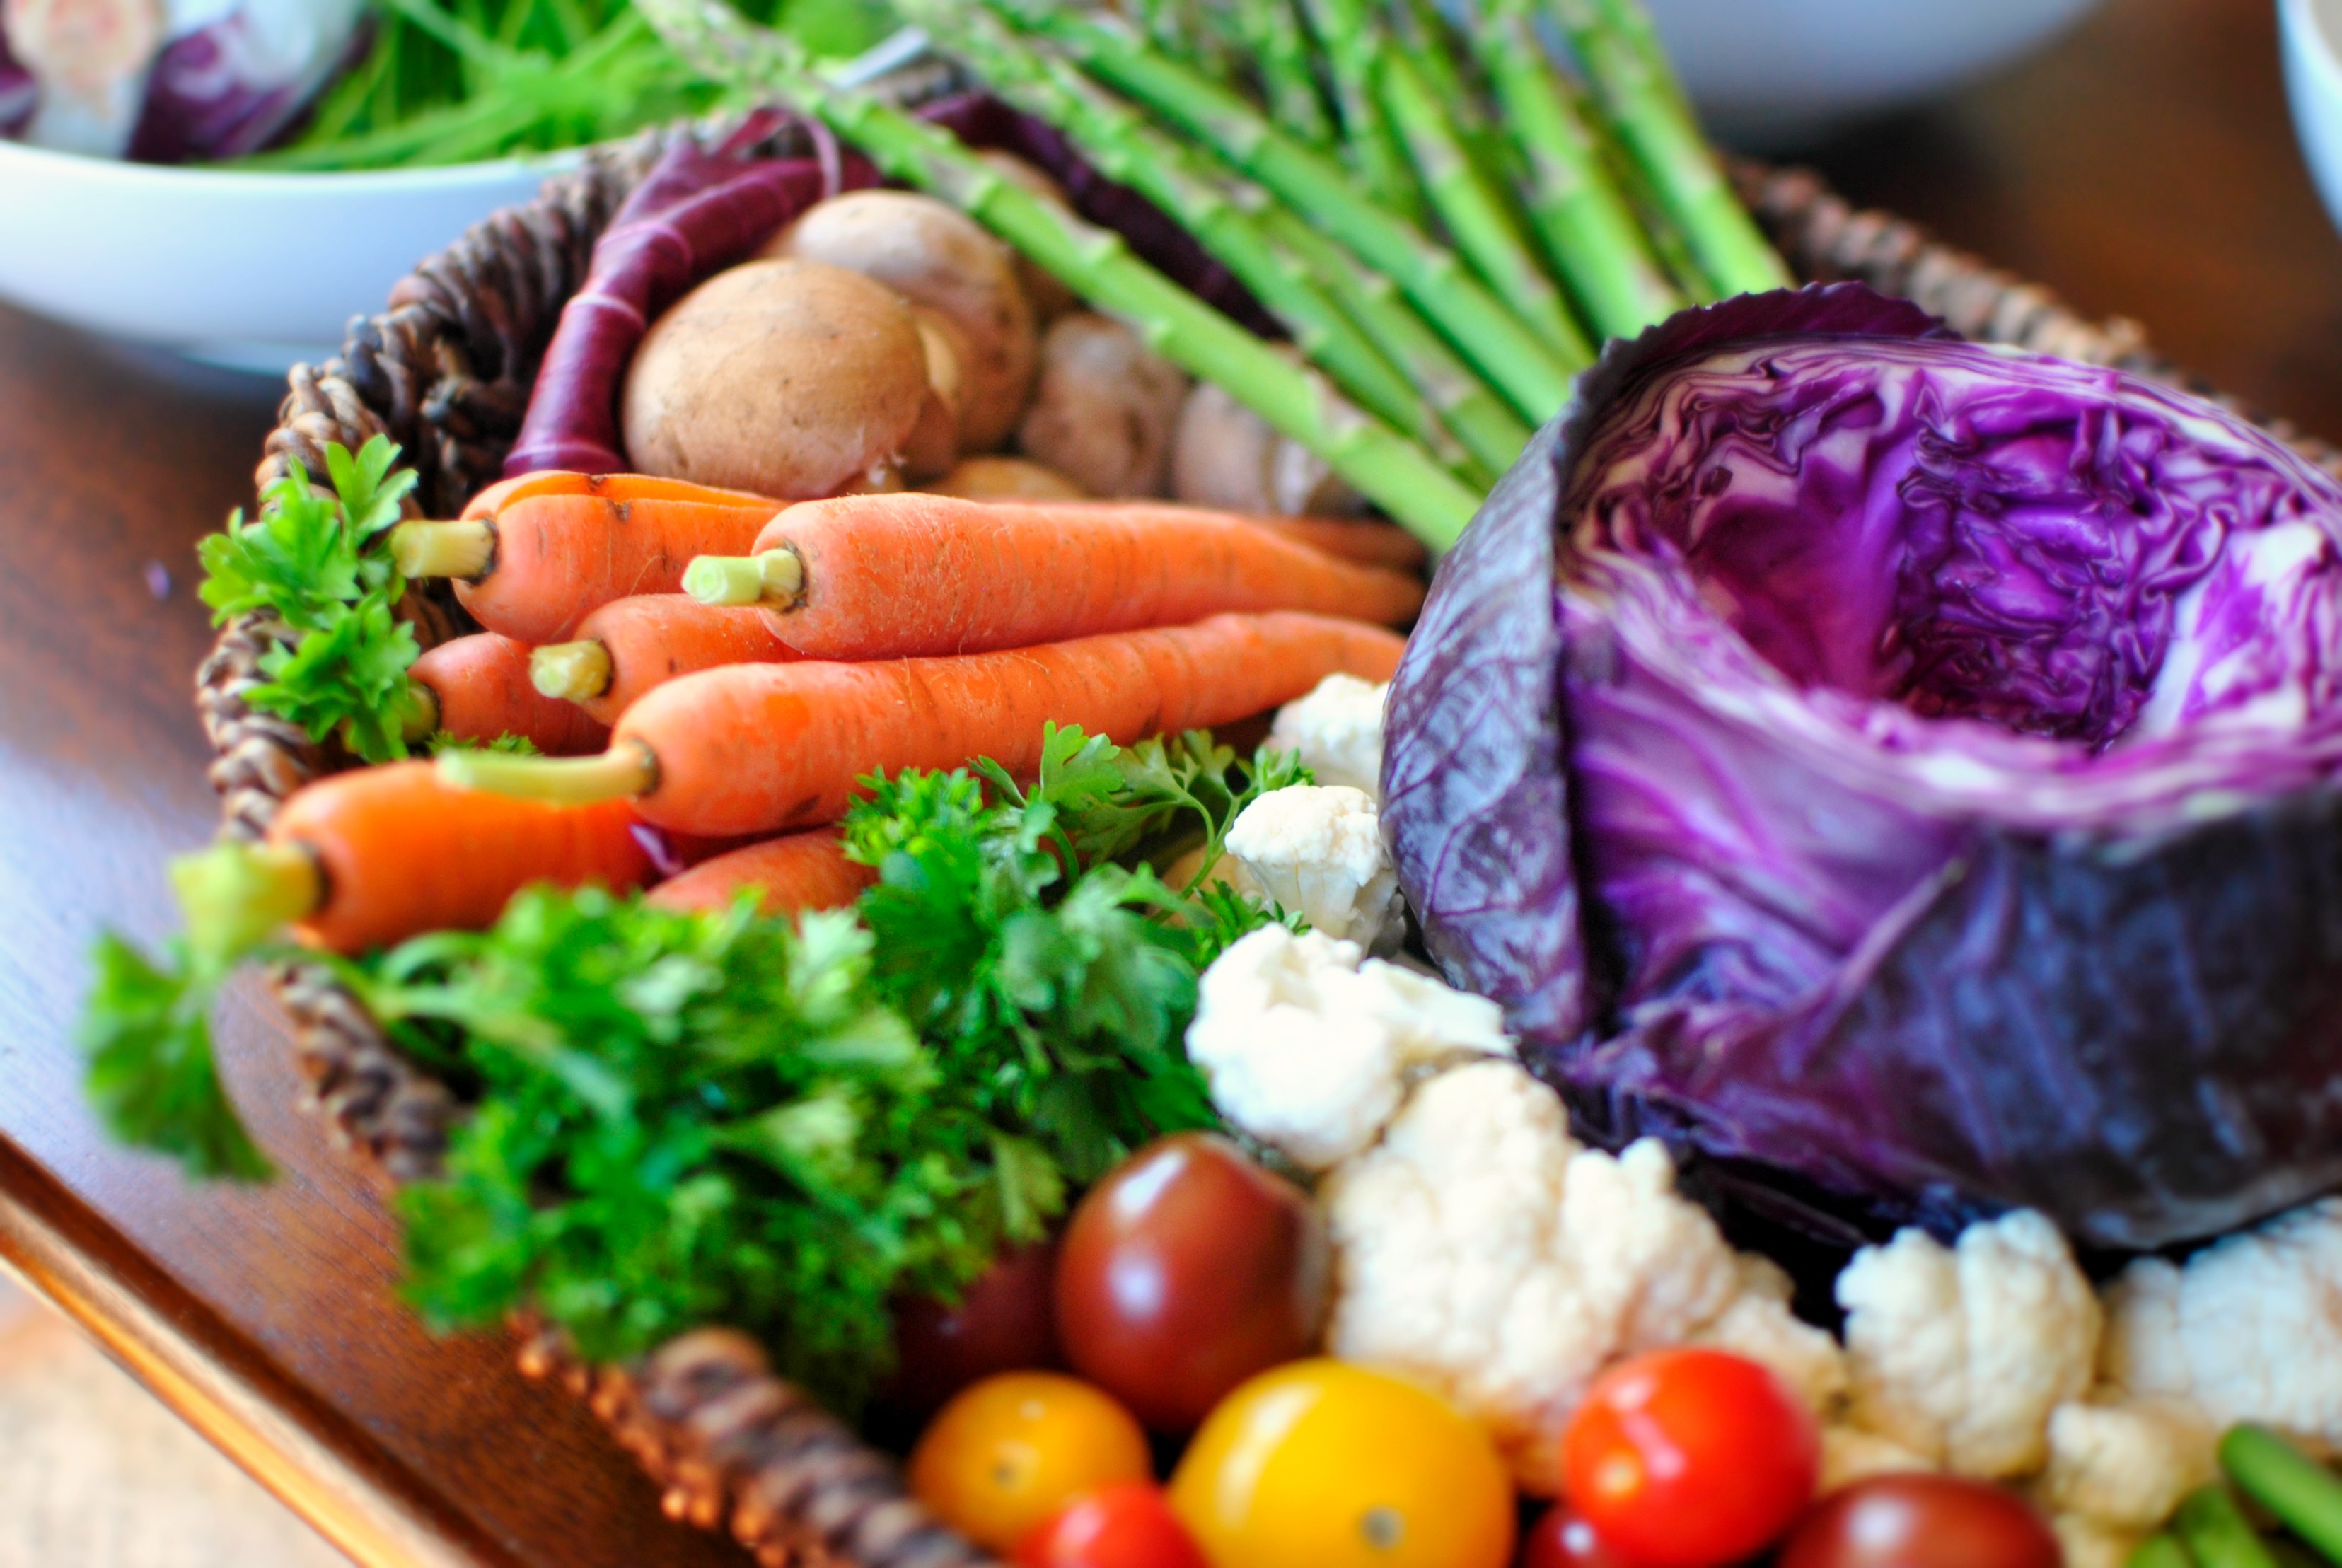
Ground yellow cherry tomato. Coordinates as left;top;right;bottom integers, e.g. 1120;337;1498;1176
1168;1359;1515;1568
909;1371;1154;1552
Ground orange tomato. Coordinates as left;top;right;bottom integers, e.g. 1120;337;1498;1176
909;1371;1154;1552
1167;1360;1514;1568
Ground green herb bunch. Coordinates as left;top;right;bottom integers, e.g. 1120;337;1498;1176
197;436;423;765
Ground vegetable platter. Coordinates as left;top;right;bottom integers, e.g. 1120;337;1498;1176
79;1;2342;1565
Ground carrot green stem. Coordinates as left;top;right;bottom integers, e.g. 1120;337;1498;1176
395;683;440;743
170;843;323;964
437;741;658;803
531;641;614;702
632;0;1485;547
390;519;494;580
2223;1425;2342;1562
2175;1485;2281;1568
683;548;805;608
2131;1537;2196;1568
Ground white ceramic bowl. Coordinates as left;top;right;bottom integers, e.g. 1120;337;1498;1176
0;140;569;373
2283;0;2342;235
1645;0;2106;148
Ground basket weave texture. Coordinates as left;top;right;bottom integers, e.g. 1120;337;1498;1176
193;122;2333;1568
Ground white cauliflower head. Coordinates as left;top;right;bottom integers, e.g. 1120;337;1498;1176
2040;1397;2217;1532
1268;673;1387;798
1224;784;1403;946
1324;1060;1845;1491
1185;926;1510;1171
1836;1211;2101;1479
2100;1197;2342;1451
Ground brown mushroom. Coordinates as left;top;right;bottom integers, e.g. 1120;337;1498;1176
1170;374;1368;516
928;455;1089;501
763;190;1038;453
1015;313;1192;499
973;149;1083;324
904;306;973;484
622;258;929;499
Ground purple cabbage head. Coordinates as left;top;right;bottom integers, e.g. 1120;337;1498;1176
1384;284;2342;1250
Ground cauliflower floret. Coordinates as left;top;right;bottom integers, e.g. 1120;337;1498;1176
1268;673;1387;797
1224;784;1403;946
1819;1425;1937;1492
2101;1197;2342;1451
2052;1514;2145;1568
2040;1398;2216;1532
1324;1060;1844;1491
1185;926;1510;1170
1695;1255;1850;1415
1837;1211;2099;1478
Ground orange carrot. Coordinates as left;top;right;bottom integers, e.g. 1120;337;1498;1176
255;762;653;953
441;612;1407;837
410;632;611;755
392;491;782;644
460;470;778;522
1252;515;1429;574
683;492;1425;660
529;595;800;725
645;831;874;916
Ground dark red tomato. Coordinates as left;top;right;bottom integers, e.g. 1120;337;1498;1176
1521;1509;1633;1568
1559;1348;1819;1568
890;1241;1062;1415
1015;1482;1212;1568
1776;1475;2062;1568
1055;1133;1328;1431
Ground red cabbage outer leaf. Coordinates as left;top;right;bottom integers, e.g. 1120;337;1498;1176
125;2;369;163
502;113;881;477
1384;283;2342;1250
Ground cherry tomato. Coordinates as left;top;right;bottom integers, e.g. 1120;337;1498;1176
891;1241;1064;1415
908;1371;1153;1552
1055;1132;1329;1430
1558;1349;1819;1568
1520;1509;1633;1568
1015;1482;1212;1568
1776;1475;2062;1568
1168;1359;1516;1568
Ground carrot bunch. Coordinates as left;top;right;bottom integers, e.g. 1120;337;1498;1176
284;472;1419;945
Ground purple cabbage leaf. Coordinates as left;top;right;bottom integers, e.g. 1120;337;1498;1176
1385;283;2342;1251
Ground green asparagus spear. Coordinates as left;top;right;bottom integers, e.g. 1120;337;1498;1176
1547;0;1790;298
1252;202;1532;475
2224;1424;2342;1563
915;2;1484;481
1474;0;1683;337
2175;1485;2282;1568
1295;0;1429;223
633;0;1483;545
1375;44;1592;362
995;1;1582;421
1209;0;1335;149
2131;1536;2198;1568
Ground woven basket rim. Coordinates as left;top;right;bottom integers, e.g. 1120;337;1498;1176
193;119;2342;1568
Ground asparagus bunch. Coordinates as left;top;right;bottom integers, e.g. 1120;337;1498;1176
634;0;1787;548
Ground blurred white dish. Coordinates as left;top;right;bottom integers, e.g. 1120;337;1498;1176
1645;0;2106;148
2283;0;2342;236
0;140;567;373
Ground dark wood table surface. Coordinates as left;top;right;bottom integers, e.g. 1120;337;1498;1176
0;0;2334;1562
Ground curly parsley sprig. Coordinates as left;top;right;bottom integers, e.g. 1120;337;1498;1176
198;436;427;764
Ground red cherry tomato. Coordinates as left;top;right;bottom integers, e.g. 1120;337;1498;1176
1055;1133;1328;1430
1521;1509;1633;1568
1015;1482;1212;1568
1559;1348;1819;1568
891;1241;1062;1414
1776;1475;2061;1568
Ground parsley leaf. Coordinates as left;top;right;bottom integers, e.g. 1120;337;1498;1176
78;934;271;1182
197;436;422;764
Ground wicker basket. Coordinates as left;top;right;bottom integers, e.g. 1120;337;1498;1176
193;114;2334;1568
